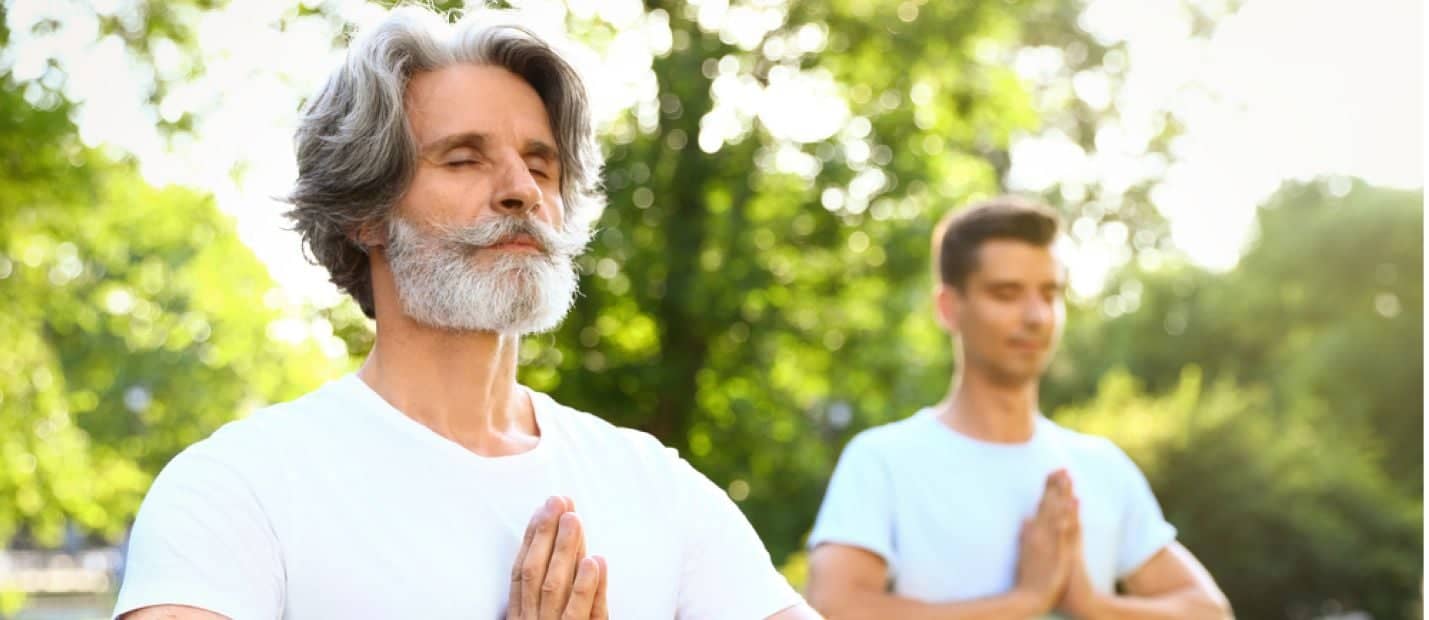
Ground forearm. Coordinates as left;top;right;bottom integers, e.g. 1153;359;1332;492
1075;588;1231;620
816;588;1048;620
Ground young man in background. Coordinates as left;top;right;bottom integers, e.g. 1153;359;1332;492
805;197;1230;619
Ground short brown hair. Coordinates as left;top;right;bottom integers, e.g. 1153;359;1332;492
933;195;1060;288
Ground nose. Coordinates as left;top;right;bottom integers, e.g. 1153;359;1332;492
492;157;542;215
1024;295;1053;328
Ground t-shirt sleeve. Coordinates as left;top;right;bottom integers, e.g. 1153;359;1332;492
1112;446;1178;580
113;447;284;620
806;434;896;571
667;449;803;620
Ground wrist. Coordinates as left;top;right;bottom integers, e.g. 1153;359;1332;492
1068;589;1114;619
1010;586;1055;616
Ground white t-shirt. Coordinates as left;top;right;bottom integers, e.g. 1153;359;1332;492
115;374;801;620
808;408;1175;608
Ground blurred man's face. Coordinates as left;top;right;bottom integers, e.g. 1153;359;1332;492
380;64;588;334
937;239;1065;386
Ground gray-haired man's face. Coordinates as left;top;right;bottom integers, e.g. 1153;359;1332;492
374;64;589;334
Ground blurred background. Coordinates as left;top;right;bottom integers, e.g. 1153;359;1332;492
0;0;1421;618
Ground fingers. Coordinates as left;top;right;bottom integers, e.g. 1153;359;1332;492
1061;500;1082;553
1057;474;1079;536
1033;470;1082;555
1036;470;1060;520
1021;515;1055;556
508;496;601;620
590;556;608;620
508;514;534;618
1040;470;1078;520
559;556;601;620
1048;473;1080;551
1047;468;1072;498
517;497;569;619
539;512;586;620
1035;470;1065;535
510;499;554;619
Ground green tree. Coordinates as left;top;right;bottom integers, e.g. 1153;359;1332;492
0;5;341;554
1047;179;1423;493
1060;368;1421;619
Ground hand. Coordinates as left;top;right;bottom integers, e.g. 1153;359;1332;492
1014;469;1078;612
506;496;609;620
1055;490;1107;619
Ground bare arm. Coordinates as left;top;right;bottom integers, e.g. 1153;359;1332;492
118;605;229;620
1076;543;1230;619
806;544;1048;620
1059;541;1230;620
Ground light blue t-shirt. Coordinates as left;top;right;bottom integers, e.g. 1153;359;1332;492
809;408;1176;605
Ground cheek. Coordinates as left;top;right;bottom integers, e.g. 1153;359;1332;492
399;170;449;214
980;300;1020;325
965;301;1017;338
540;193;567;228
401;168;490;218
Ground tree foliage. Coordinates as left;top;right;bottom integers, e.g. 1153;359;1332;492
1048;179;1423;493
1061;368;1421;619
0;1;1419;617
0;5;337;550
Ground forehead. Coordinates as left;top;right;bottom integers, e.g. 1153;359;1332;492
968;238;1064;283
404;63;554;144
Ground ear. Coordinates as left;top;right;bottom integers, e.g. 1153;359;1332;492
351;220;388;252
933;283;960;335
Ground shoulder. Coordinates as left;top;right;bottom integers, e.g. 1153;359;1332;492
160;377;350;483
1041;417;1145;478
843;409;936;458
533;394;731;512
533;391;677;467
535;392;660;446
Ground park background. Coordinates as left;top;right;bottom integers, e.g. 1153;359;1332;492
0;0;1422;617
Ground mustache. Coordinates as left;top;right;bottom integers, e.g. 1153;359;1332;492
425;215;589;258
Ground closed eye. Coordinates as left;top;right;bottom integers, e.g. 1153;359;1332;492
988;285;1021;300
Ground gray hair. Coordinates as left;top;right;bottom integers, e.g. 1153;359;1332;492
284;5;605;318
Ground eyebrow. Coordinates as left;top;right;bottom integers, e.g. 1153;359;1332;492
982;279;1023;288
420;132;486;156
418;132;560;162
521;139;559;163
982;279;1065;290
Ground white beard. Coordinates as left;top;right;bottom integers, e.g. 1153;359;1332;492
384;214;589;335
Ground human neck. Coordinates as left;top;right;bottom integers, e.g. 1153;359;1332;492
936;368;1041;444
357;309;537;457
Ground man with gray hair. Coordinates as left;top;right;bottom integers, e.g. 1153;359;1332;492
113;6;816;620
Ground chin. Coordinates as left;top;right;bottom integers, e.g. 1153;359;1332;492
990;362;1045;386
406;307;567;335
398;254;581;335
503;307;568;336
